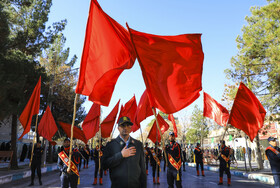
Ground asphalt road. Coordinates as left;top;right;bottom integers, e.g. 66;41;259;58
2;162;273;188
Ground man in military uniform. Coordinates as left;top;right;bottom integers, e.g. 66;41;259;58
58;138;80;188
150;142;162;184
217;140;231;186
102;116;147;188
182;147;187;171
144;142;150;175
164;132;182;188
29;141;43;186
265;137;280;188
194;143;204;176
93;143;105;185
82;144;90;169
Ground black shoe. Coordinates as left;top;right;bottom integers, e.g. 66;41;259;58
28;183;34;186
218;182;223;185
228;184;231;186
202;175;205;177
39;180;42;185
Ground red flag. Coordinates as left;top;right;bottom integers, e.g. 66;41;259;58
203;92;229;127
118;96;137;124
168;114;178;137
147;114;169;143
75;0;136;106
82;103;101;140
37;106;58;145
132;90;153;132
59;122;88;144
128;26;204;114
228;82;266;141
18;77;41;140
101;100;120;138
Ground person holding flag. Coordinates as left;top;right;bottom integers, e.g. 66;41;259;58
149;142;162;184
217;140;231;186
194;143;205;176
144;143;150;175
265;137;280;187
93;142;105;185
57;138;80;188
164;131;182;188
82;144;90;169
28;141;43;186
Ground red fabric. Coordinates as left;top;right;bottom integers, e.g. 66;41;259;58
118;96;137;125
101;100;120;138
59;122;88;144
18;77;41;140
168;114;178;137
38;106;58;144
75;0;136;106
82;103;101;140
203;92;229;127
147;114;169;143
132;90;153;132
128;26;204;114
228;82;266;141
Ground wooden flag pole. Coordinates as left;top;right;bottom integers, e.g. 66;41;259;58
152;107;168;165
139;125;144;144
67;94;78;172
98;115;101;175
29;114;39;167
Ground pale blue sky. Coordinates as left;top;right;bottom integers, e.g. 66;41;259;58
47;0;267;137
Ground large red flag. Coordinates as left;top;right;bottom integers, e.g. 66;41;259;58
59;122;88;144
82;103;101;141
132;90;153;132
118;96;137;124
128;26;204;114
147;114;169;143
203;92;229;127
228;82;266;141
37;106;58;145
19;77;41;140
168;114;178;137
101;100;120;138
75;0;136;106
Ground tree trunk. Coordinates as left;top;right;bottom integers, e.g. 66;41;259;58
10;114;18;169
255;134;264;169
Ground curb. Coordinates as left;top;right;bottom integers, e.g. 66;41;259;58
185;162;274;185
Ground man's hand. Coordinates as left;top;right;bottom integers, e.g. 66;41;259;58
67;167;71;174
121;146;136;158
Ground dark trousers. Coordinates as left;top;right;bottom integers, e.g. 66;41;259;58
167;168;182;188
182;161;186;170
164;160;166;171
78;160;81;170
145;157;149;170
84;156;89;167
60;173;78;188
219;165;231;178
196;162;203;172
152;164;160;177
94;160;103;178
271;169;280;188
31;161;41;183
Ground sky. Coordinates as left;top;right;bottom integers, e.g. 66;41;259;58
47;0;268;138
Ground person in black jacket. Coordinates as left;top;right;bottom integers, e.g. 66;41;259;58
150;142;162;184
194;143;204;176
165;132;182;188
217;140;231;186
182;147;187;172
144;142;150;175
93;144;105;185
102;116;146;188
29;141;43;186
57;138;80;188
265;137;280;188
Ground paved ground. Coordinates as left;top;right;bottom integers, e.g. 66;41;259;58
1;161;273;188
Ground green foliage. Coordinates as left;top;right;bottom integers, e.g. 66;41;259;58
185;105;209;144
225;0;280;114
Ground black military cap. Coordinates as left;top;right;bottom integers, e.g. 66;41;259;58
197;143;200;146
64;138;70;142
169;131;175;136
118;116;133;126
268;137;276;142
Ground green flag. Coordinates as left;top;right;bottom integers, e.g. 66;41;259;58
229;135;232;141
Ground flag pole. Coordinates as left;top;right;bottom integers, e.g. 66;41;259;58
152;107;168;165
139;125;144;144
67;94;78;172
98;114;101;175
29;114;39;167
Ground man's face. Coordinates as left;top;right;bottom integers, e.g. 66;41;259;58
64;140;70;148
37;143;41;148
169;135;175;142
118;122;132;137
269;140;277;147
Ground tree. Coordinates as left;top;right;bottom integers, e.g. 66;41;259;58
224;1;280;169
0;0;67;169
